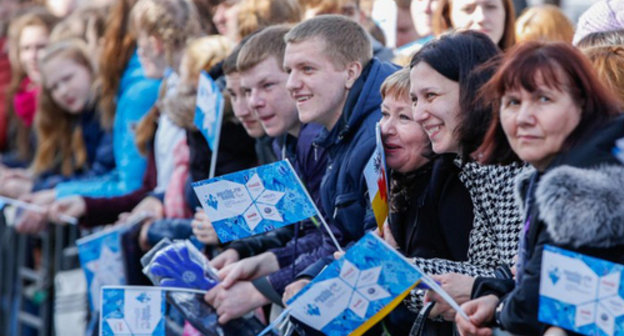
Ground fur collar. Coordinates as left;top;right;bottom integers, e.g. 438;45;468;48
528;164;624;248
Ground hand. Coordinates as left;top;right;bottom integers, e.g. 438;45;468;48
455;295;498;336
0;169;33;199
49;196;86;224
282;279;310;305
425;273;475;321
132;196;164;220
192;209;218;244
204;281;269;324
544;327;568;336
138;219;155;251
511;255;518;278
30;189;56;206
14;194;48;234
218;252;279;288
149;244;218;291
210;249;240;270
382;220;398;248
333;251;345;260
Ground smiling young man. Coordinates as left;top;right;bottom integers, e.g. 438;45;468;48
280;15;399;302
204;25;330;324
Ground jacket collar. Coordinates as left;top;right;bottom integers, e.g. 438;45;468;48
315;58;399;149
518;116;624;248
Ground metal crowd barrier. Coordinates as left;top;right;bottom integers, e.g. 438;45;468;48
0;210;81;336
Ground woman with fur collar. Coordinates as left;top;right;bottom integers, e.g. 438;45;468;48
457;41;624;335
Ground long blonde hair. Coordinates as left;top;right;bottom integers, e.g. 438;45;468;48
131;0;203;66
32;40;93;176
132;0;204;156
157;35;232;131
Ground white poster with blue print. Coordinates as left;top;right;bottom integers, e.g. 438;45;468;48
77;226;127;312
192;160;318;243
286;232;424;335
539;245;624;336
194;70;223;151
100;286;165;336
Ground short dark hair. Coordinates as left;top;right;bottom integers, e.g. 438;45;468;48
410;30;501;160
477;41;622;164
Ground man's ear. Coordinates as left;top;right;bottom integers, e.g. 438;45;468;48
344;61;363;89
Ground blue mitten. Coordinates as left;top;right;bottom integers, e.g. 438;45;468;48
149;243;218;291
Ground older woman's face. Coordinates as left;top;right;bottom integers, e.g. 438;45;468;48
380;94;430;173
450;0;506;45
500;75;581;171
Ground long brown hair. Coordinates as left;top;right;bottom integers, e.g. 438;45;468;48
97;0;138;130
32;40;93;176
5;8;57;161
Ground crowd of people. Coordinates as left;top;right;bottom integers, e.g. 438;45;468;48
1;0;624;335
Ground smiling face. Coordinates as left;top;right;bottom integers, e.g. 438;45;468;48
500;73;581;171
284;37;357;130
41;56;92;114
450;0;506;46
410;61;461;154
226;72;265;138
19;25;50;83
240;56;300;137
380;95;430;173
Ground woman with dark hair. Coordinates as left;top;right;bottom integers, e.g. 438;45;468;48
406;30;525;324
432;0;516;50
458;41;623;335
375;68;475;335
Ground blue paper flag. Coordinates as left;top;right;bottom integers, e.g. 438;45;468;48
539;245;624;336
100;286;166;336
192;160;319;243
286;232;424;336
194;71;224;151
77;226;127;311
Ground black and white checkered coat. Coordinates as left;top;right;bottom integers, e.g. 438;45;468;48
407;160;527;312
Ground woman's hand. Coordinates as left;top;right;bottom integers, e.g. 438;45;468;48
282;279;310;306
425;273;475;321
132;196;164;220
455;294;499;336
49;196;86;224
192;209;218;244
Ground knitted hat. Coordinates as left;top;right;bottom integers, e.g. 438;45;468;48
573;0;624;45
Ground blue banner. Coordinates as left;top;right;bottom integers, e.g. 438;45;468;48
77;226;127;311
192;160;319;243
539;245;624;336
194;71;224;151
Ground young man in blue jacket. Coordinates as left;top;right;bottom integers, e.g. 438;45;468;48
204;25;330;323
280;15;399;302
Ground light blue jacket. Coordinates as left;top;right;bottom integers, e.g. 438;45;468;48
55;51;161;198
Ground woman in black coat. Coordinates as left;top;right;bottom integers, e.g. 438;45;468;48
375;68;474;335
457;41;624;335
